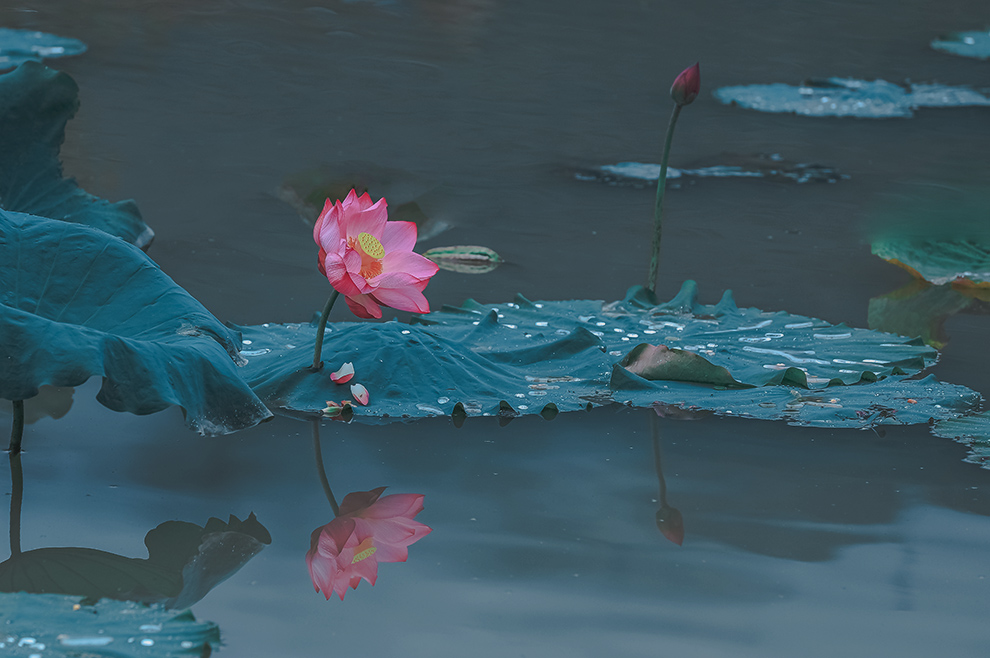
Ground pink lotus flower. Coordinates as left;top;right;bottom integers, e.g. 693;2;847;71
307;487;431;600
313;190;439;319
670;63;700;106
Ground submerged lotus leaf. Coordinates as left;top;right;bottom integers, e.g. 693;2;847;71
0;210;272;434
933;411;990;469
239;280;978;430
0;61;153;248
931;30;990;60
0;28;87;70
868;280;987;349
714;77;990;118
0;592;219;655
872;238;990;286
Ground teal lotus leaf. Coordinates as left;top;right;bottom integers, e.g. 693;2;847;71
0;28;86;70
933;411;990;468
0;210;273;434
868;280;986;349
872;238;990;286
0;61;153;248
714;77;990;118
931;30;990;60
237;280;979;429
0;513;269;609
0;592;219;656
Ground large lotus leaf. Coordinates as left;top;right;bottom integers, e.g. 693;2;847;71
933;411;990;468
237;280;977;429
0;28;87;70
0;592;220;657
0;210;272;434
574;154;845;187
931;30;990;60
713;77;990;118
0;61;153;248
872;237;990;286
868;280;986;349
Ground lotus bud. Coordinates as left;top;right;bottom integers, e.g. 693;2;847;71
670;63;700;107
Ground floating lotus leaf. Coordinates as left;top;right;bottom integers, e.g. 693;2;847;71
933;411;990;468
714;77;990;118
931;30;990;60
574;154;845;187
0;592;219;656
0;62;153;248
238;281;979;429
872;238;990;286
0;210;272;435
422;245;502;274
0;28;87;70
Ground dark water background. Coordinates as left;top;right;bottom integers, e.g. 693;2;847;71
3;0;990;655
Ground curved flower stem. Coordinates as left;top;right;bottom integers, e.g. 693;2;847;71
8;400;24;455
647;103;683;294
9;451;22;557
311;290;340;371
311;420;340;517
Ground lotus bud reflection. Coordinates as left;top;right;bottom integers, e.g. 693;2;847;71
655;504;684;546
670;62;700;106
307;487;431;601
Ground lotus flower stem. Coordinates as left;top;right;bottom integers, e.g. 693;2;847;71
311;290;340;371
647;103;683;293
311;421;340;517
9;451;22;556
8;400;24;455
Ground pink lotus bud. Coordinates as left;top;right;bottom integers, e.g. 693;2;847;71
670;63;700;106
350;383;369;406
330;362;355;384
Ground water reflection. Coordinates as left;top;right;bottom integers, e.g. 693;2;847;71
651;411;684;546
1;451;269;609
307;421;431;600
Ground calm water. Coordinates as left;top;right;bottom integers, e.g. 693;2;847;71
3;0;990;656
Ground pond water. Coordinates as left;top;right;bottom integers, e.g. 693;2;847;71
3;0;990;656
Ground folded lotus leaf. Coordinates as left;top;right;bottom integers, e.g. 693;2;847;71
617;342;745;387
0;28;87;70
931;30;990;60
714;77;990;118
0;210;272;434
0;61;153;248
0;592;219;655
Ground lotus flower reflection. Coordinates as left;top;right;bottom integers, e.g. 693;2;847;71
313;189;439;319
307;487;431;600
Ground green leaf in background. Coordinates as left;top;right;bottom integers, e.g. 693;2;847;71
714;77;990;118
422;245;502;274
0;61;154;248
237;280;978;431
0;592;220;657
0;28;87;70
0;210;272;435
872;238;990;286
278;161;452;241
931;29;990;60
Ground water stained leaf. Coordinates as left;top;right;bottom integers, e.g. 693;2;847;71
0;210;272;435
423;245;502;274
931;29;990;60
0;28;87;70
0;62;153;247
868;280;985;349
714;77;990;118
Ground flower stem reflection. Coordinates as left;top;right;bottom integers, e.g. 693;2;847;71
651;411;685;546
